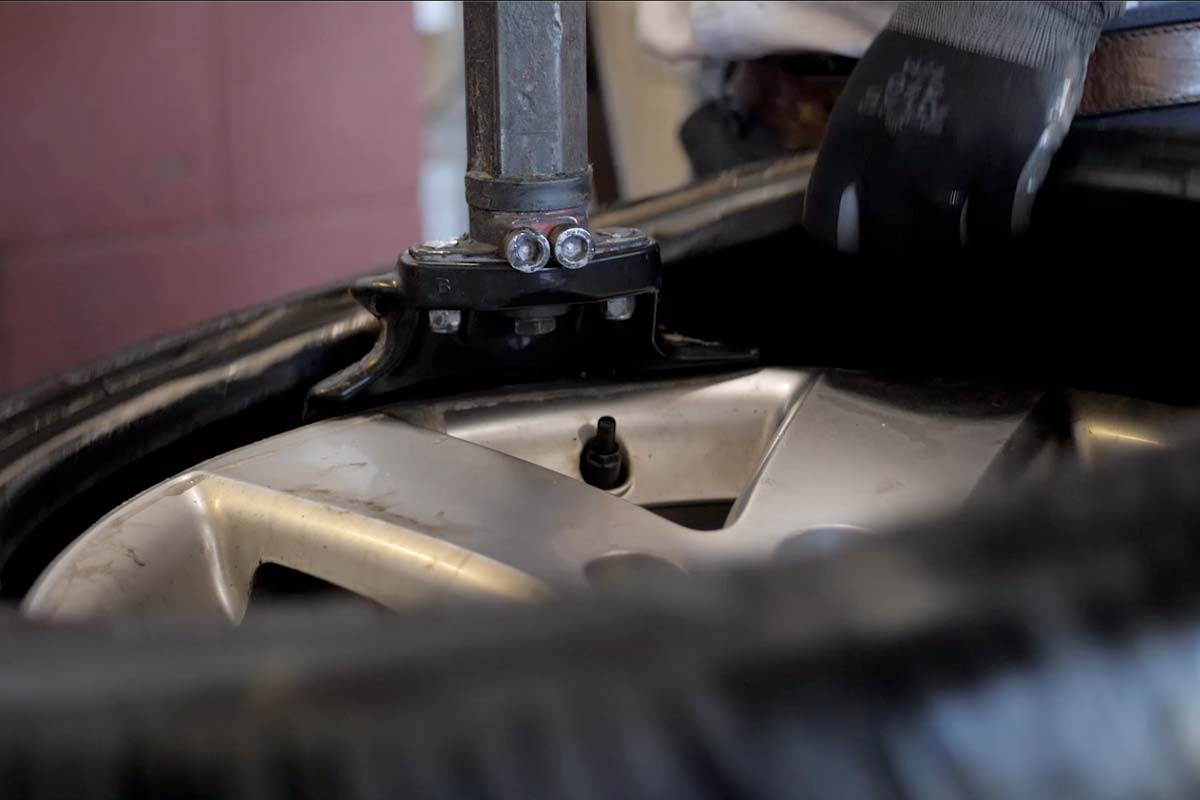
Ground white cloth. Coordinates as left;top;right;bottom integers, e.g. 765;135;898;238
636;1;900;61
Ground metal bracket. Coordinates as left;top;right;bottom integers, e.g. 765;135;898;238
305;233;754;417
304;0;755;417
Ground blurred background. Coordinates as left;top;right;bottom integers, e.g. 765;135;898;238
0;1;704;394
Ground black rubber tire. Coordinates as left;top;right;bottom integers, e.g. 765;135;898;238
4;438;1200;798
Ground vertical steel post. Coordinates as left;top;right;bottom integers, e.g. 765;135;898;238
463;1;593;257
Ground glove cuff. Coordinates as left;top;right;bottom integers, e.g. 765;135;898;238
888;1;1123;70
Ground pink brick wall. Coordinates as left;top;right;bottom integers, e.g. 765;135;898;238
0;1;422;393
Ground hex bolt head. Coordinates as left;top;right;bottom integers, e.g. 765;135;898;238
504;228;551;273
513;316;556;336
551;225;594;269
427;309;462;334
603;295;636;321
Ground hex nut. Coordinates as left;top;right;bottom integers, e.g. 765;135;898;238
428;309;462;334
603;295;635;321
513;317;556;336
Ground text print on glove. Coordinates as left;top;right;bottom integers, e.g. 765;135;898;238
858;59;948;135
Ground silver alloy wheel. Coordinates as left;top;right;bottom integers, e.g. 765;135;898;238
22;368;1180;624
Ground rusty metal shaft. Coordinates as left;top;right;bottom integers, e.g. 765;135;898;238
463;0;592;247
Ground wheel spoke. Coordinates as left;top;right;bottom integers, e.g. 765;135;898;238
25;417;690;622
725;374;1041;551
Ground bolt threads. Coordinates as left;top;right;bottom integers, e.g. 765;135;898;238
504;228;551;273
551;225;594;269
581;416;625;490
594;416;618;454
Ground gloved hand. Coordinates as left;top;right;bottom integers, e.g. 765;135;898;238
803;1;1121;252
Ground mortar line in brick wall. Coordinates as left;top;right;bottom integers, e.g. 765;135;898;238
0;187;421;259
0;199;420;273
208;0;236;225
0;294;9;393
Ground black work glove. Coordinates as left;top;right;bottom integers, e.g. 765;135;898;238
803;1;1121;252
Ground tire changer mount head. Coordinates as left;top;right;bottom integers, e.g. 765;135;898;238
307;1;744;415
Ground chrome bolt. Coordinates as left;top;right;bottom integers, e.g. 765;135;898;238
427;309;461;334
513;316;556;336
503;228;551;273
551;225;594;269
603;295;635;321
